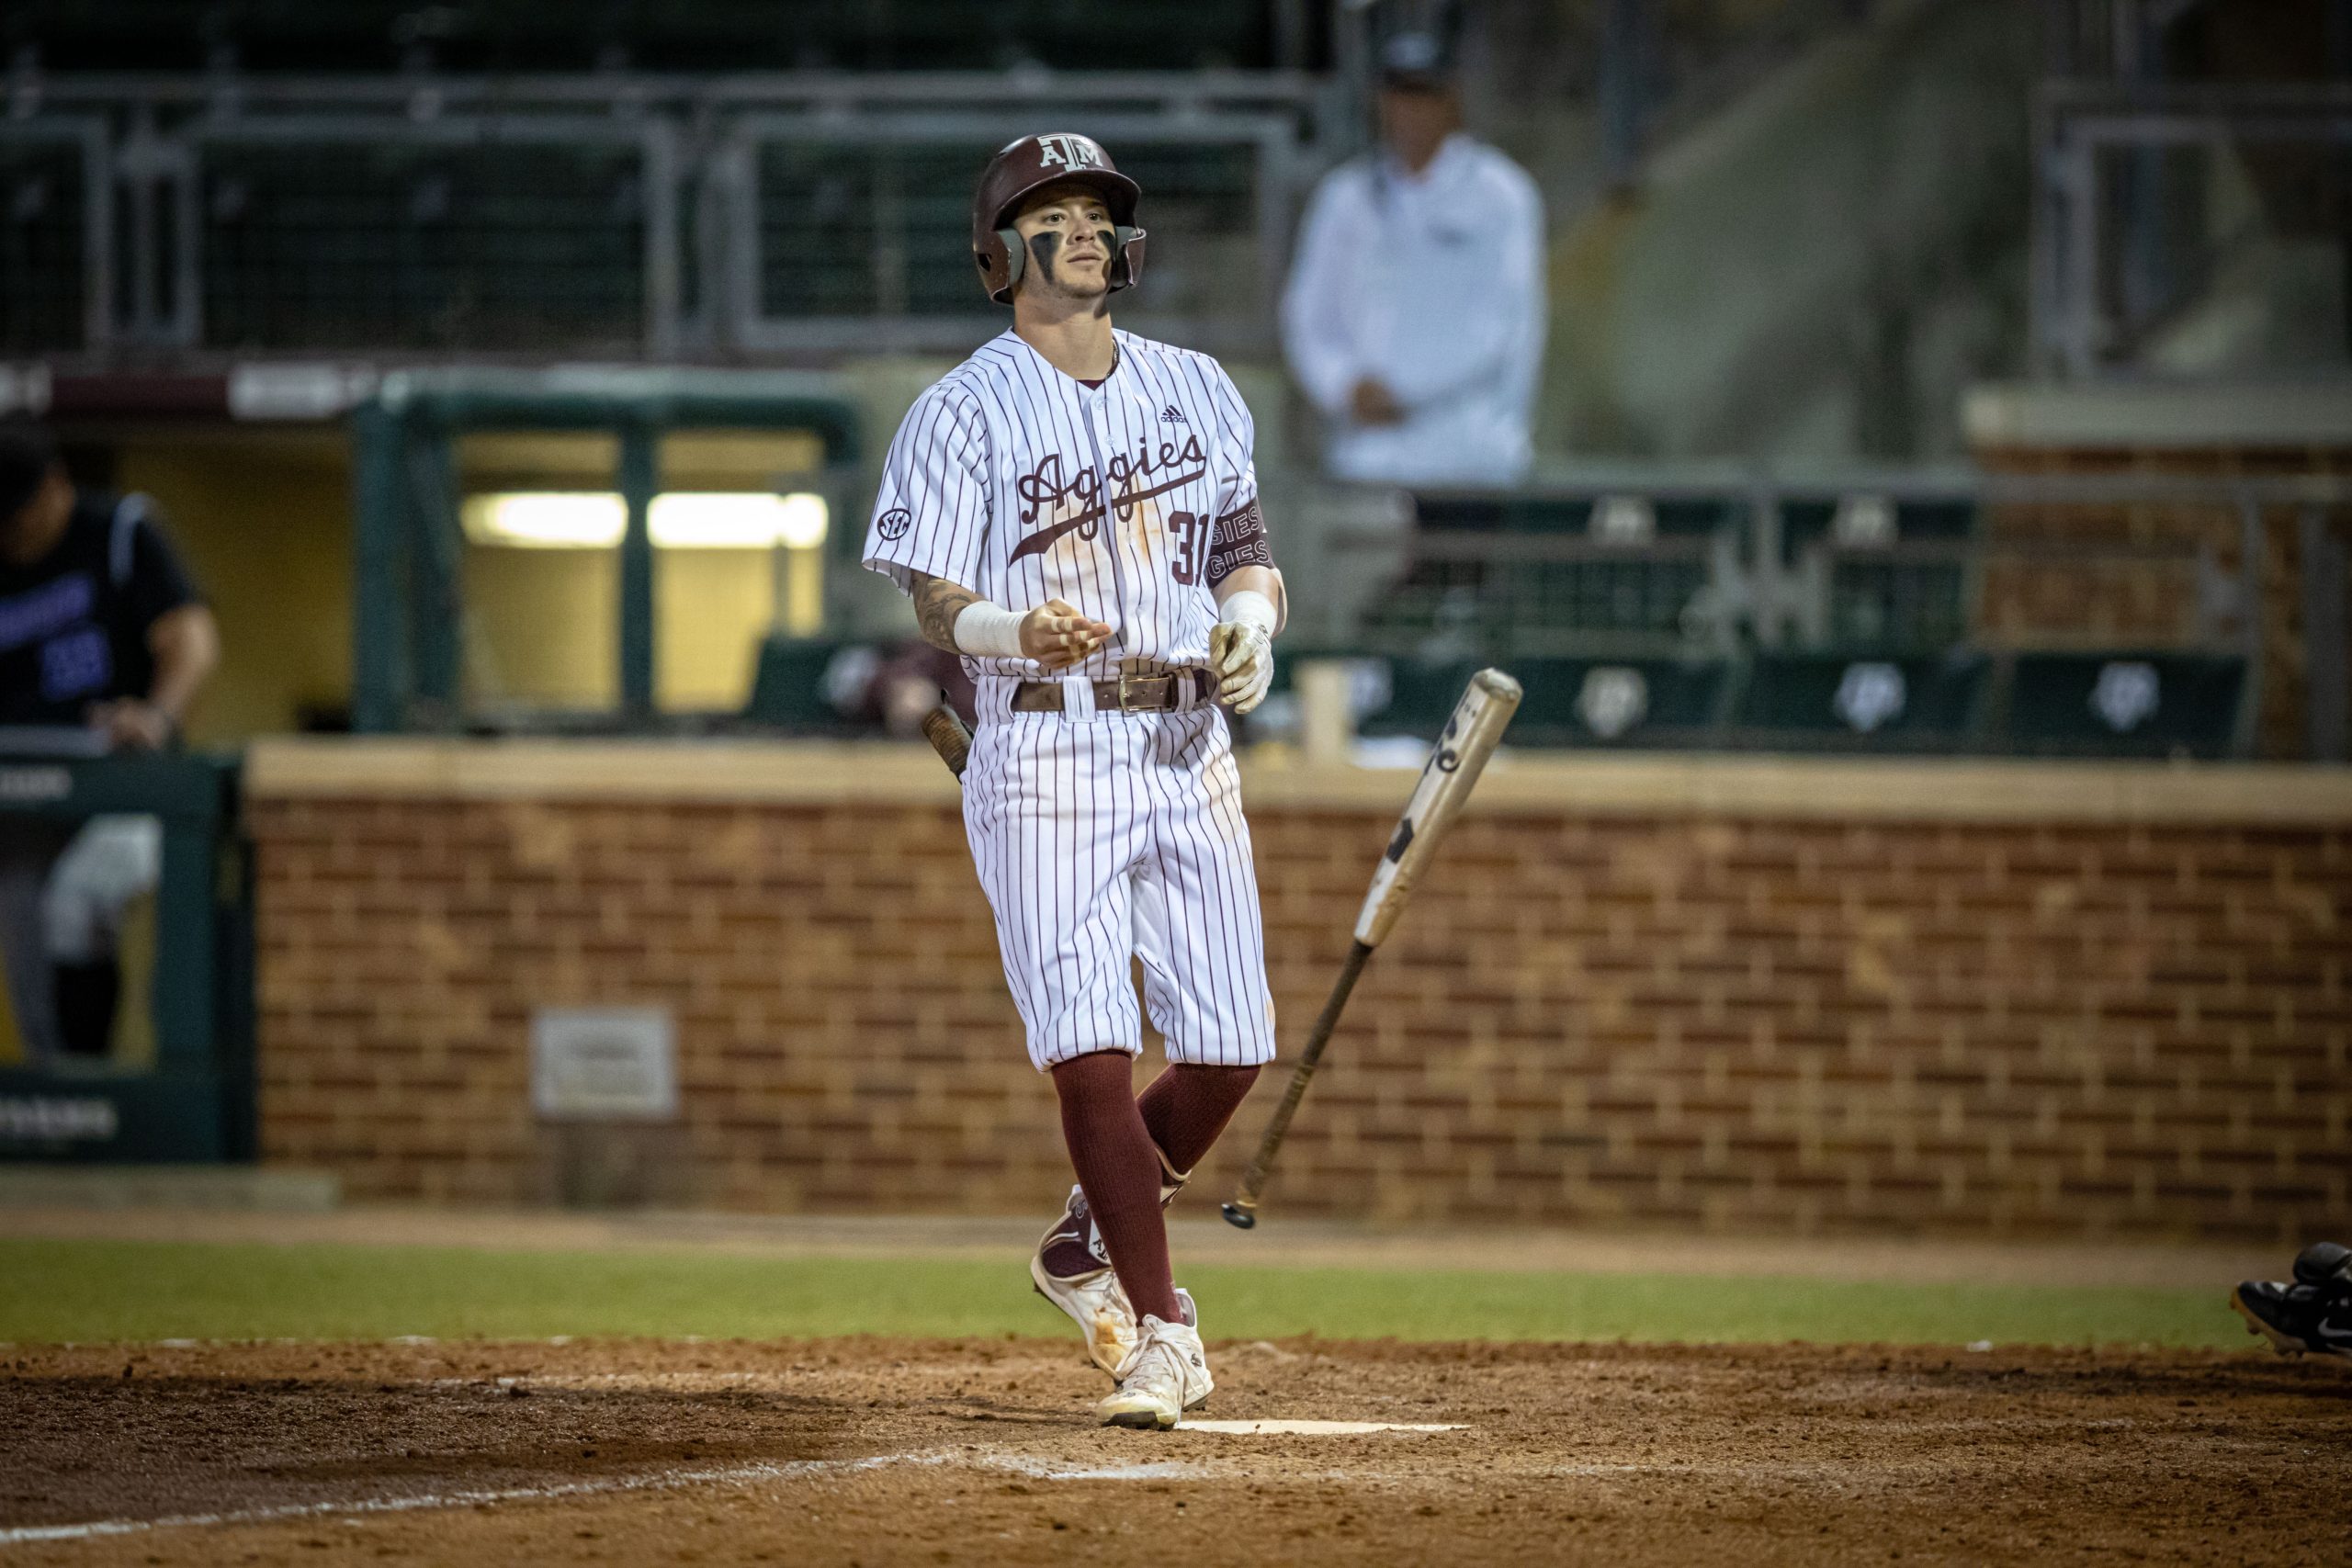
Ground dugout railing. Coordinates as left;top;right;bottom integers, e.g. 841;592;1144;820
2031;78;2352;378
1282;467;2351;761
0;71;1323;363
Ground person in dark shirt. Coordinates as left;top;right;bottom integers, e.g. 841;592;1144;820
0;420;220;1066
0;422;215;744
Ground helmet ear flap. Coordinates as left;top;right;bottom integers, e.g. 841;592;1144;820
1112;224;1146;290
997;228;1025;290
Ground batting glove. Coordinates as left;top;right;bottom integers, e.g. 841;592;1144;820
1210;591;1277;715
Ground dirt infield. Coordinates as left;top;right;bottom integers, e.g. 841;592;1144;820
4;1337;2346;1566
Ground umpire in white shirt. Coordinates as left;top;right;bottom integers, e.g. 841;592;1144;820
1281;32;1547;488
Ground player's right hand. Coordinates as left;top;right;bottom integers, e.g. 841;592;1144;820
1021;599;1114;671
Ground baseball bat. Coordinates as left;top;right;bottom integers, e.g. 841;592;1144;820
922;702;973;779
1221;667;1521;1229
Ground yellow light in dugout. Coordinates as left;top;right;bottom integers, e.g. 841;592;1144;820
772;492;831;550
463;491;624;547
461;492;830;549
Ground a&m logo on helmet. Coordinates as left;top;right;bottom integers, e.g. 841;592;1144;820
1035;133;1106;172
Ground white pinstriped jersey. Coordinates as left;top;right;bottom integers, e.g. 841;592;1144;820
862;328;1260;682
862;326;1277;1073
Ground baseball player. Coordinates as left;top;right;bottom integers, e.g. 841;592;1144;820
862;132;1286;1429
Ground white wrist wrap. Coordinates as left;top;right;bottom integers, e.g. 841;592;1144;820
1218;590;1279;639
953;601;1027;659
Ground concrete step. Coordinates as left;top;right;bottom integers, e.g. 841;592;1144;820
0;1165;340;1212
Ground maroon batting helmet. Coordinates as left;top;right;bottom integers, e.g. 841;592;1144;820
971;132;1147;305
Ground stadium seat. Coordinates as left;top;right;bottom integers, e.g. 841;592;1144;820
1995;652;2248;760
1778;495;1976;653
1502;656;1737;749
1496;552;1712;649
1358;561;1503;659
1725;649;1991;752
1354;655;1490;739
1415;493;1734;538
743;636;850;733
1361;493;1747;663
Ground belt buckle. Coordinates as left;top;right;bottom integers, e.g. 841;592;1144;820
1115;671;1145;712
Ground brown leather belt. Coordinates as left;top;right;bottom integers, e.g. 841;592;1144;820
1011;669;1215;714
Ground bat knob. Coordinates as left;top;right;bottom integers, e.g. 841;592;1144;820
1220;1201;1257;1230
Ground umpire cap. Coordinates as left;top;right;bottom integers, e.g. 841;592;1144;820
1376;29;1456;90
971;132;1147;305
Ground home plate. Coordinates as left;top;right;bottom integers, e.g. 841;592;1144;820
1174;1419;1465;1435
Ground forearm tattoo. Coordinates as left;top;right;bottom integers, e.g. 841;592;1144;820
910;573;984;653
1206;500;1274;588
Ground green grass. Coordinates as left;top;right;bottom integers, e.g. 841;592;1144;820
0;1237;2242;1349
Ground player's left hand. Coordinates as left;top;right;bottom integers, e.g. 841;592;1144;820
1208;622;1272;715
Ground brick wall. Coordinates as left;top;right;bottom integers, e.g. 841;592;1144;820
248;743;2352;1242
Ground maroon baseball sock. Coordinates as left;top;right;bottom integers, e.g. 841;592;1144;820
1136;1063;1261;1175
1050;1051;1182;1325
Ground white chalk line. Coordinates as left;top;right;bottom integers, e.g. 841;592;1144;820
971;1456;1212;1482
0;1418;1474;1544
0;1450;961;1547
1176;1419;1464;1435
0;1446;1278;1544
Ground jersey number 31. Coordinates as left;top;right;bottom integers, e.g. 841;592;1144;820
1170;510;1207;585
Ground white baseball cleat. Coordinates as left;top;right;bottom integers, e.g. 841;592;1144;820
1096;1314;1213;1430
1031;1184;1201;1381
1031;1185;1137;1377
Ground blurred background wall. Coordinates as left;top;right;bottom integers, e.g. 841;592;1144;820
6;0;2344;754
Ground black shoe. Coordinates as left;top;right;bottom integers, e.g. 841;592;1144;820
51;959;119;1057
2232;1242;2352;1360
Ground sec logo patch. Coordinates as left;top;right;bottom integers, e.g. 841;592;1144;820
876;507;913;541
